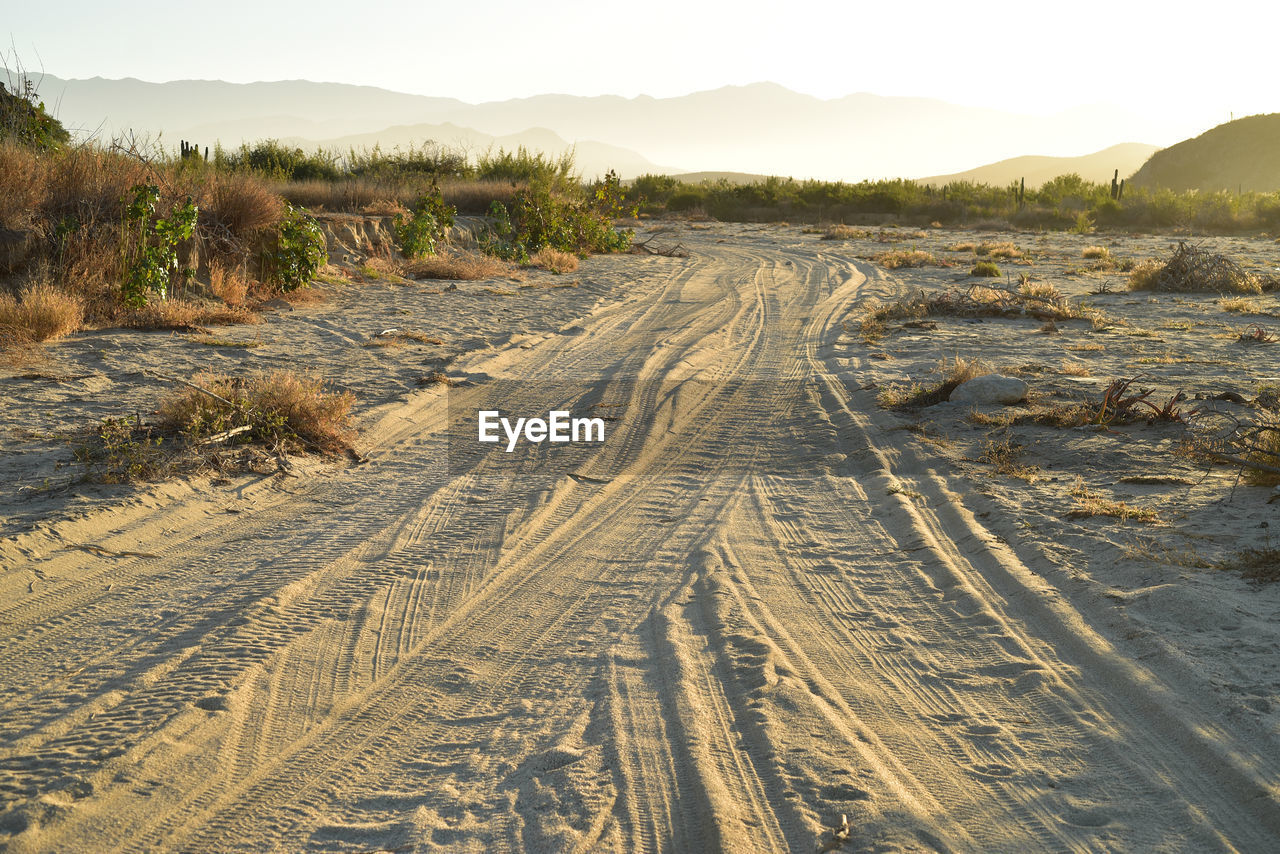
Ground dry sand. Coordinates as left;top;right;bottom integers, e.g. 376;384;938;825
1;221;1278;852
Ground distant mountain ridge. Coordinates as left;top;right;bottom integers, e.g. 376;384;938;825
916;143;1160;188
1129;114;1280;193
7;71;1208;181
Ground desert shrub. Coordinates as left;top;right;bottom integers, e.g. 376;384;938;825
1127;242;1260;294
878;355;991;409
347;142;470;180
74;416;168;483
977;241;1021;259
971;261;1001;277
121;299;257;330
1244;420;1280;487
119;183;199;307
477;146;576;191
220;140;341;181
0;75;70;151
1082;245;1110;259
0;141;43;229
262;203;326;292
486;170;633;259
158;370;355;454
0;282;84;342
393;185;456;258
529;246;579;273
822;224;871;240
200;171;284;251
873;249;938;269
403;250;508;280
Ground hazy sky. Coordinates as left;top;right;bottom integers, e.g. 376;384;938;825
4;0;1273;120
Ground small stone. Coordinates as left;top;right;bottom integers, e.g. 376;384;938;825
950;374;1028;405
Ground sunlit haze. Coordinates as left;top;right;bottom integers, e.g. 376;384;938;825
6;1;1269;116
4;1;1275;179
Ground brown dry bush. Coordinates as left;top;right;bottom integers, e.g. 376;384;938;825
1129;242;1261;294
879;355;990;409
0;142;44;230
209;261;250;306
199;171;283;256
821;224;871;240
0;282;84;341
528;247;579;274
872;249;939;269
159;370;355;455
122;299;258;331
403;250;509;281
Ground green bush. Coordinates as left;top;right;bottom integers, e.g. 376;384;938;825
120;184;199;307
394;185;456;258
485;170;634;259
220;140;342;181
971;260;1002;277
0;76;70;151
265;203;326;291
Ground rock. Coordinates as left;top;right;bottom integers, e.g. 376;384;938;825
0;228;33;273
950;374;1027;405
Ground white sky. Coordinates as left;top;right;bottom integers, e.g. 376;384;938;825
5;0;1275;120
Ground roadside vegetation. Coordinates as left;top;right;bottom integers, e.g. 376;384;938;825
626;171;1280;233
1;71;636;474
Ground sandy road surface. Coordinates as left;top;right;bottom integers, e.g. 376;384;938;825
2;232;1278;852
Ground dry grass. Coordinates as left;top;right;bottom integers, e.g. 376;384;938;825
979;437;1040;482
279;177;518;216
872;249;939;270
1219;297;1264;314
1060;359;1092;377
977;241;1022;259
1244;420;1280;487
879;355;990;409
528;247;579;274
1066;481;1159;523
209;261;251;307
820;224;871;241
121;300;258;331
1082;245;1111;259
945;242;976;252
1218;547;1280;583
403;250;509;281
0;283;84;342
1129;242;1262;294
158;370;355;455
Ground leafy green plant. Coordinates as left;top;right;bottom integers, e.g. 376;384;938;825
394;185;456;258
264;202;326;291
120;184;198;308
484;170;634;259
74;416;167;483
0;74;70;150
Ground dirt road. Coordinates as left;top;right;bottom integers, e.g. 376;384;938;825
2;232;1278;852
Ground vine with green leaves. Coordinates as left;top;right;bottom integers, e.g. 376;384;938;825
120;183;198;308
394;184;456;258
264;203;327;291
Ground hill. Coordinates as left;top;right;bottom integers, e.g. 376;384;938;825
1128;113;1280;192
916;143;1159;188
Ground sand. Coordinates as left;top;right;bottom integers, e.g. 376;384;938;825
1;221;1278;852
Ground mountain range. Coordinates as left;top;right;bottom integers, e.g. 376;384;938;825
4;71;1221;182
